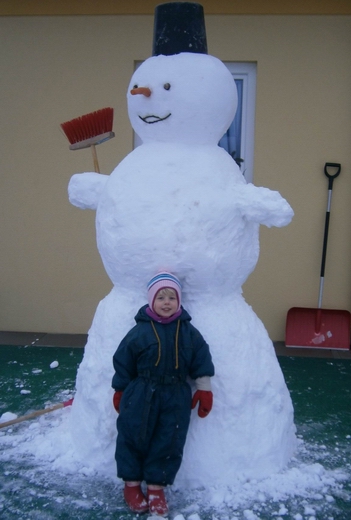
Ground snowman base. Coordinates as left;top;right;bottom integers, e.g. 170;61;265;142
66;287;296;488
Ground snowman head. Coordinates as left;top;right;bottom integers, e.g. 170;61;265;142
127;3;237;146
127;53;237;146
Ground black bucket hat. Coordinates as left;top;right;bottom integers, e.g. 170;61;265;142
152;2;208;56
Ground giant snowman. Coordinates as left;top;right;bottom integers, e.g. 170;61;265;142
67;2;296;487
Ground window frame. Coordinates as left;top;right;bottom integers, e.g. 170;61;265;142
221;62;257;183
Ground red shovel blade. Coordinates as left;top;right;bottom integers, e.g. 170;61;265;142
286;307;351;350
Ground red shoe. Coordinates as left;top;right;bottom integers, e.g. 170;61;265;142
124;484;149;513
147;487;169;516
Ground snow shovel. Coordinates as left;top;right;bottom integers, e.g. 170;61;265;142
286;163;351;350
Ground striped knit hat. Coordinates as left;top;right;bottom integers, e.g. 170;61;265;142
147;272;182;312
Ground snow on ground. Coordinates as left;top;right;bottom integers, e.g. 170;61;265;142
0;402;350;519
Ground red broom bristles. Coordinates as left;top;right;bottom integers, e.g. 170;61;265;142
61;107;114;145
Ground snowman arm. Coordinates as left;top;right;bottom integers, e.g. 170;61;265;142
68;172;109;210
236;183;294;228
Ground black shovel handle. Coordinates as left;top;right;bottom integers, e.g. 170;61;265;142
324;162;341;189
320;162;341;281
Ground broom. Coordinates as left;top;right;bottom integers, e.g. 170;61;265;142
0;398;74;429
61;107;115;173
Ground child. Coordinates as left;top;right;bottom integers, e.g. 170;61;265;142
112;272;214;516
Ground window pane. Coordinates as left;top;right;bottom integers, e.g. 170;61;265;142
219;79;243;168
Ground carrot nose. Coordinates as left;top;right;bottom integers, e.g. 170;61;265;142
130;87;151;97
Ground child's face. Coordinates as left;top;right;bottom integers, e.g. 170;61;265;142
153;288;178;318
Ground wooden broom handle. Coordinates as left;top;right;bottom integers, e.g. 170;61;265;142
0;398;74;429
91;144;100;173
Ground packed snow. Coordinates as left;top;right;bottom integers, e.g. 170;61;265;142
0;412;18;423
0;353;350;518
0;406;350;518
66;51;297;488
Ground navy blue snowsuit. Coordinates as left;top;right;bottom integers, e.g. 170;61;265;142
112;304;214;486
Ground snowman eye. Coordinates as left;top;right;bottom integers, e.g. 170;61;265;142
133;84;138;89
163;83;171;91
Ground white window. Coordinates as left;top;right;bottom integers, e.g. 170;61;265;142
219;62;257;183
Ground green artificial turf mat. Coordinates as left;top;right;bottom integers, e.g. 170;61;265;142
0;346;350;519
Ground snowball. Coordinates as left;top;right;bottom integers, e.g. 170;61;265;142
0;412;18;423
50;361;59;369
243;510;260;519
278;504;288;515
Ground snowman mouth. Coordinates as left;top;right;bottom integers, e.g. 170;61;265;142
139;114;171;124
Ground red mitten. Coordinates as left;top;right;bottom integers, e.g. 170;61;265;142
113;391;123;413
191;390;213;418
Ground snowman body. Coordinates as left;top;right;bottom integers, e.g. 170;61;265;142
67;53;296;485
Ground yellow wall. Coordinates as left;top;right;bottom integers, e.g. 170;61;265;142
1;13;350;340
1;0;351;15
